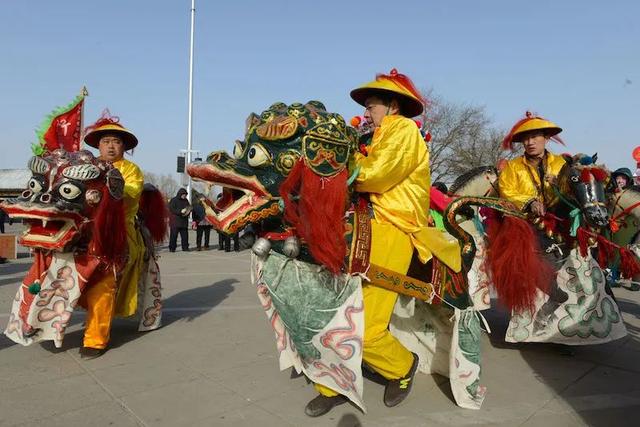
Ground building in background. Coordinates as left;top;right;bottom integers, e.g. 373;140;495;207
0;169;30;198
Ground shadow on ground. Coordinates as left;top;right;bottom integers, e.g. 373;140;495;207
160;278;237;326
0;262;31;287
0;278;237;354
485;290;640;426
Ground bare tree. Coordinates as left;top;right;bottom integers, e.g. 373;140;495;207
144;171;180;199
423;91;518;184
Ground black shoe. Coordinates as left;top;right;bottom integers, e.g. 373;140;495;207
383;352;419;407
304;394;348;417
79;346;107;360
169;249;176;253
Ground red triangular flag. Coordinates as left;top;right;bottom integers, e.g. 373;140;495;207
33;89;87;155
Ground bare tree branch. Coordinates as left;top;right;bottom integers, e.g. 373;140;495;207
423;90;517;184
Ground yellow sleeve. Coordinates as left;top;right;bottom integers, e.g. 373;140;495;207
498;160;535;211
354;120;422;194
120;161;144;204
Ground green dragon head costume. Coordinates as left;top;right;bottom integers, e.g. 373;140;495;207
187;101;357;272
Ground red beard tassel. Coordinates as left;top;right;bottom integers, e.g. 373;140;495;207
576;227;590;258
91;186;127;265
139;186;169;244
620;248;640;280
280;160;347;274
485;215;554;314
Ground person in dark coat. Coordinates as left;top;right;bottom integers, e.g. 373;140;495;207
0;207;8;234
612;167;633;192
168;188;191;252
192;196;213;250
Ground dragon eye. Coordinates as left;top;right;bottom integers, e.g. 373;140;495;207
247;144;271;167
58;183;82;200
28;178;43;194
233;140;245;159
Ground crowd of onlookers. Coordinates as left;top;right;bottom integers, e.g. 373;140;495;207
167;188;243;253
2;164;639;256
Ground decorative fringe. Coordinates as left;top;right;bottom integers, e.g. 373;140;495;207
576;227;590;258
377;68;425;105
502;111;565;150
485;215;554;313
91;186;127;265
139;185;169;243
620;248;640;279
279;159;347;274
84;109;121;134
590;167;609;182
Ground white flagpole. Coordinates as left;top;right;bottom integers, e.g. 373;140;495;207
186;0;196;201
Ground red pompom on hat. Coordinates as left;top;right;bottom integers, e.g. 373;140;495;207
350;68;426;118
84;109;138;150
502;111;564;150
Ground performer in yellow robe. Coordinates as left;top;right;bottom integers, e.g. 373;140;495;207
306;69;461;417
497;113;575;332
498;113;567;215
79;115;145;359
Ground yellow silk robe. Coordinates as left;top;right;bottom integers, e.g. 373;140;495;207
112;158;145;317
498;151;566;211
353;115;461;273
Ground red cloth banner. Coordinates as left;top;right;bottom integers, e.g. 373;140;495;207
41;98;84;152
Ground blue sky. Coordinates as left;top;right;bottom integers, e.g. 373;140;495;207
0;0;637;175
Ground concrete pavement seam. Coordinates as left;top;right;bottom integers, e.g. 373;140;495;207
66;351;149;427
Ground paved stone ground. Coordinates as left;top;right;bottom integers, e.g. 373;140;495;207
1;224;639;426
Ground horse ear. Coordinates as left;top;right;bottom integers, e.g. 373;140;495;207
562;153;573;164
592;153;598;163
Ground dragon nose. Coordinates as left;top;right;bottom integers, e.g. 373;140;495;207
39;193;52;204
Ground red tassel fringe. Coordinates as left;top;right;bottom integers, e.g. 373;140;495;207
485;216;554;313
620;248;640;279
377;68;425;105
590;167;608;182
502;112;566;150
279;160;347;275
576;227;590;258
139;186;169;243
91;186;127;264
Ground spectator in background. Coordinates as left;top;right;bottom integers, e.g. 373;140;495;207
218;231;239;252
168;188;191;252
192;195;213;251
0;206;9;234
612;168;633;192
